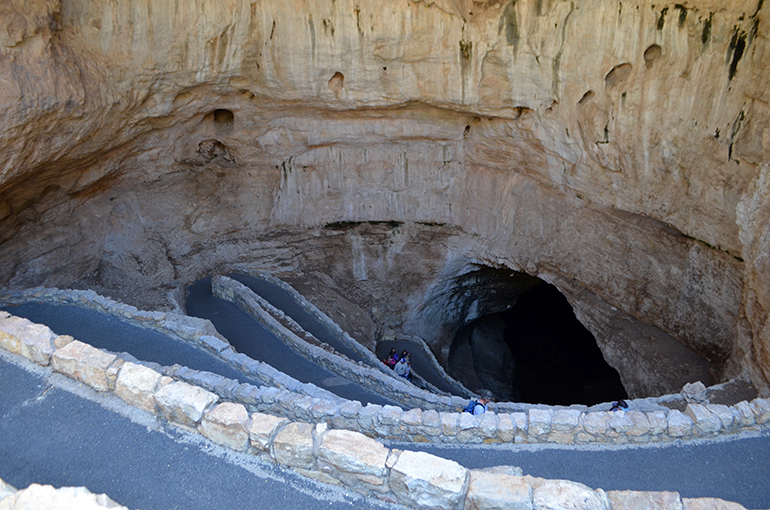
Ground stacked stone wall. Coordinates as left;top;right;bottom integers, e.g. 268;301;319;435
1;310;764;510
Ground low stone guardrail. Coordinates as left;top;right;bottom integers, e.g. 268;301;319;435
0;287;345;404
213;275;462;411
0;313;762;510
3;289;770;447
237;270;474;398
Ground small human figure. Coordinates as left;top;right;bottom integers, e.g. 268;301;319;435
384;348;399;369
466;398;491;415
610;399;629;411
394;355;411;380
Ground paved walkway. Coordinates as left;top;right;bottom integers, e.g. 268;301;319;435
0;354;403;510
2;296;770;509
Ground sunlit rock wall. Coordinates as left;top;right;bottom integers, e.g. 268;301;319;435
0;0;768;396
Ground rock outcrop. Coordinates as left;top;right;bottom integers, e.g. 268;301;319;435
0;0;768;396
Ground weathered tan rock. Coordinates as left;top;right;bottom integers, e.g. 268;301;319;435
389;450;468;510
465;470;531;510
608;490;682;510
249;413;290;452
153;381;219;427
51;340;116;392
681;498;747;510
114;362;162;413
667;411;693;438
532;478;606;510
0;483;128;510
199;402;250;451
0;316;57;366
685;405;722;435
317;429;389;478
0;0;768;399
272;422;316;469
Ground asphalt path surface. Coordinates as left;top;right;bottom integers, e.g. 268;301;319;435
230;273;363;362
392;435;770;509
230;273;460;396
186;278;396;406
0;354;404;510
1;302;254;385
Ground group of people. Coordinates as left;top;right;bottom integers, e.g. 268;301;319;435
383;348;412;381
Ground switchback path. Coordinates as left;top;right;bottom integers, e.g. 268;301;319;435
0;354;404;510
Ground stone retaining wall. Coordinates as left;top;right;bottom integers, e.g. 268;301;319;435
0;314;761;510
2;288;770;447
212;275;463;411
237;270;474;398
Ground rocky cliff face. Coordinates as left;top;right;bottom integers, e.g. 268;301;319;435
0;0;768;398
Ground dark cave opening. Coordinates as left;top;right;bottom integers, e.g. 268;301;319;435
448;274;627;406
500;282;627;406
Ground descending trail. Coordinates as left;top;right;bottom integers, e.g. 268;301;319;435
231;273;461;395
185;278;396;406
2;286;770;509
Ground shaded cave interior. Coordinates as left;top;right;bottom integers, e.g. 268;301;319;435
445;267;631;406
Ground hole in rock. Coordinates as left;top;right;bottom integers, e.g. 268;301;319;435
328;72;345;92
448;274;627;406
604;63;632;88
643;44;662;68
204;109;234;134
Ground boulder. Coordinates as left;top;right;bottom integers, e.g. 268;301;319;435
114;362;162;413
465;470;531;510
608;490;682;510
0;316;57;366
153;381;219;427
249;413;290;451
51;340;116;392
0;483;128;510
199;402;251;451
389;450;468;510
272;422;315;469
532;478;607;510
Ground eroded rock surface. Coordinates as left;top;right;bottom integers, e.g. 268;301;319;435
0;0;768;397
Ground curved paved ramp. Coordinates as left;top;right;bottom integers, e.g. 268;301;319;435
394;437;770;509
186;278;397;406
0;355;403;510
375;339;459;395
0;302;254;385
232;273;462;396
230;273;363;362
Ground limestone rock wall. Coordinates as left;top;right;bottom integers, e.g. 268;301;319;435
0;0;768;394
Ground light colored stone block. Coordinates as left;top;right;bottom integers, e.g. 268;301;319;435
626;411;651;436
732;401;756;428
114;362;162;413
706;405;736;430
532;478;606;510
199;402;250;451
358;404;382;430
608;411;634;434
682;497;747;510
686;404;721;435
528;409;552;437
668;410;693;437
608;490;682;510
317;429;389;478
0;317;57;366
583;412;610;436
440;412;459;436
647;411;668;435
52;340;116;392
400;408;423;426
0;483;128;510
379;405;404;425
750;398;770;424
154;381;219;427
389;450;468;510
551;410;581;432
272;422;315;469
249;413;290;451
465;470;532;510
498;414;515;443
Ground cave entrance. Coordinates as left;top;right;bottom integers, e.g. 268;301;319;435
447;271;627;406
